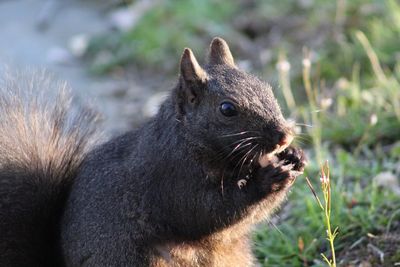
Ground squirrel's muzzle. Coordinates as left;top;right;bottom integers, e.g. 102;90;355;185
278;134;293;148
258;131;294;168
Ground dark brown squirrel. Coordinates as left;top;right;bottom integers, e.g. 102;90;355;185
0;38;306;267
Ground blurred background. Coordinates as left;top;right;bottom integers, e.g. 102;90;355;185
1;0;399;266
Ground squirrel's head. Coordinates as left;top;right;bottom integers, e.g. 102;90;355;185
173;37;294;171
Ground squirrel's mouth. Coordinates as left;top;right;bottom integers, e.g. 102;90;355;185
216;132;294;175
227;136;294;184
257;134;293;168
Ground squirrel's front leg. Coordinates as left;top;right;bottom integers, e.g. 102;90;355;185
253;146;307;196
174;147;306;238
228;146;306;219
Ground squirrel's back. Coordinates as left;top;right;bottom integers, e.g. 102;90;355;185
0;71;98;267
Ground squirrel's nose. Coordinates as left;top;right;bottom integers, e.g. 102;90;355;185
278;134;293;148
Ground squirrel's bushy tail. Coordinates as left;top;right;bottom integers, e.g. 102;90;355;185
0;71;99;267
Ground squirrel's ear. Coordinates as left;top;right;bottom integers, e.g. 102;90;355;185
177;48;207;113
180;48;207;85
207;37;235;68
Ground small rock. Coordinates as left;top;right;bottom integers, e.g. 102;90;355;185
46;46;73;65
108;0;158;32
109;8;137;32
142;92;169;118
69;34;89;58
373;172;400;195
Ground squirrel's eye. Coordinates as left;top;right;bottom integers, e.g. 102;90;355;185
220;101;238;117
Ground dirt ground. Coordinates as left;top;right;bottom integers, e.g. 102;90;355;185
0;0;163;135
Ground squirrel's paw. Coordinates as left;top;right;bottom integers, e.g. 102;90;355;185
255;163;293;193
277;146;307;173
256;148;306;193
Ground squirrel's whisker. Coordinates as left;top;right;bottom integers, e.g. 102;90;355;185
212;136;261;161
213;140;255;162
219;131;260;138
294;135;311;142
295;123;313;128
224;142;253;160
235;144;259;177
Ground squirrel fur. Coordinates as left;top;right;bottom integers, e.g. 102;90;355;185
0;38;306;267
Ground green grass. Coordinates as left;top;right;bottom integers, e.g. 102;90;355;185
86;0;237;73
254;150;400;266
254;1;400;264
85;0;400;265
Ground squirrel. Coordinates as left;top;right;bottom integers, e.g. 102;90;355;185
0;38;306;267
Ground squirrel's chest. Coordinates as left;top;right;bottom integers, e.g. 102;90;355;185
149;234;254;267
